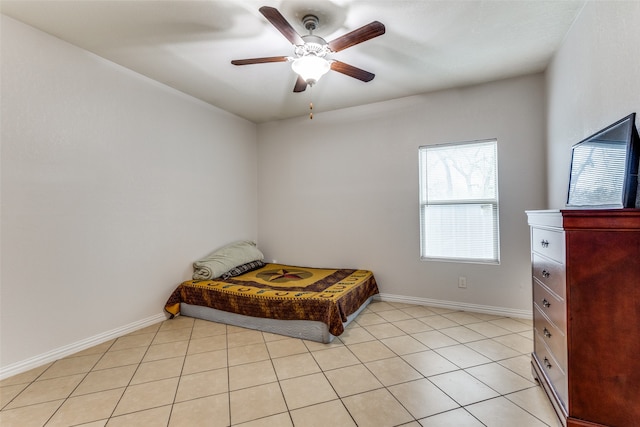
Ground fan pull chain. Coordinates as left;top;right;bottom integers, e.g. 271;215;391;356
309;84;314;120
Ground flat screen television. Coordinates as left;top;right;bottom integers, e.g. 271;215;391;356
567;113;640;209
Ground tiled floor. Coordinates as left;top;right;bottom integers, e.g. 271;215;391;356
0;301;560;426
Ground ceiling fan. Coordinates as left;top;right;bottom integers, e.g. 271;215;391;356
231;6;385;93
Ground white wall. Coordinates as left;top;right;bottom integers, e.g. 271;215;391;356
1;16;258;372
257;74;546;315
546;1;640;208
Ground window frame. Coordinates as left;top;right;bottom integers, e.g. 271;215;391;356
418;138;500;264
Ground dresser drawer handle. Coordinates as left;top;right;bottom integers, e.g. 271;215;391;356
542;299;551;308
541;270;551;278
540;239;549;248
543;328;552;339
544;357;552;369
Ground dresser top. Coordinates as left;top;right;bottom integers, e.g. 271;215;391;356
527;209;640;230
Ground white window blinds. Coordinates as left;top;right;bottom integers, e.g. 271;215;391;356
419;139;500;264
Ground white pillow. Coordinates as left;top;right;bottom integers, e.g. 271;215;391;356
193;240;264;280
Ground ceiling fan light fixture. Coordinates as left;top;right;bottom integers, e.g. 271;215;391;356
291;55;330;85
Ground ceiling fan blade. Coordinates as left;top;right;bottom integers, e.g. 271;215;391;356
330;61;375;82
259;6;304;46
293;76;308;92
231;56;289;65
328;21;385;52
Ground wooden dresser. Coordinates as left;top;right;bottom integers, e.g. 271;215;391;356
527;209;640;427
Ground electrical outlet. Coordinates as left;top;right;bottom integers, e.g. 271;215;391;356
458;276;467;288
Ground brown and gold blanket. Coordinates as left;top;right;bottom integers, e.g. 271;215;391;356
164;263;379;336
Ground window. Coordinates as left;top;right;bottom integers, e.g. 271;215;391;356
419;139;500;264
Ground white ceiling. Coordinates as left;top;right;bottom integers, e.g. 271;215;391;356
1;0;585;123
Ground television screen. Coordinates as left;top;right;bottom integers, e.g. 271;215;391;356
567;113;639;208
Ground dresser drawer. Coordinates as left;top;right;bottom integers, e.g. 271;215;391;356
533;279;566;334
533;305;566;370
531;227;564;262
534;332;568;410
532;253;565;299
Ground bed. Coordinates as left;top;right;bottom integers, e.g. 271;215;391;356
164;262;379;343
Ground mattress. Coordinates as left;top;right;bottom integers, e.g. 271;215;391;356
165;263;379;342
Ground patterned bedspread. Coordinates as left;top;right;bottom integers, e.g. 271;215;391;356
164;263;379;336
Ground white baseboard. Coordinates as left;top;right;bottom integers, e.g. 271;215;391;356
0;313;167;381
375;293;532;319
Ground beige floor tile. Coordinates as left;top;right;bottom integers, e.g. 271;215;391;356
228;342;270;366
434;344;491;369
93;347;147;370
191;319;227;339
0;364;51;387
170;394;229;427
1;383;28;407
227;330;265;348
429;370;499;406
5;374;85;409
0;399;63;427
303;338;343;351
506;386;560;427
152;328;192;345
229;359;277;391
466;396;548;426
355;312;387;326
377;309;414;322
128;323;162;336
73;419;107;426
465;339;521;361
175;367;228;402
380;335;429;355
489;318;532;333
400;306;439;318
186;334;227;354
402;351;458;377
68;340;115;358
182;349;227;375
440;326;486;343
493;333;533;354
389;378;459;419
262;331;290;342
338;325;377;344
112;377;179;416
234;412;293;427
466;362;534;394
311;346;360;371
419;315;459;329
364;322;406;339
342;388;414;427
348;340;396;362
266;337;308;358
465;321;511;338
272;352;321;380
229;382;287;425
419;408;484;426
39;353;102;380
442;312;485;325
142;340;189;362
412;330;459;348
365;356;422;386
498;355;536;382
110;332;156;351
290;399;356;427
365;301;397;313
280;372;337;409
324;364;383;397
159;316;194;331
130;356;185;385
46;388;125;427
393;318;434;334
107;405;171;427
72;365;137;396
